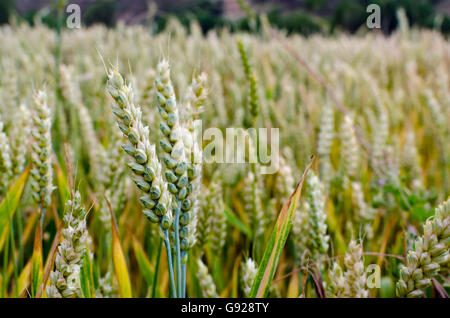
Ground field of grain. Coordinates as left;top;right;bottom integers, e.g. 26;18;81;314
0;17;448;298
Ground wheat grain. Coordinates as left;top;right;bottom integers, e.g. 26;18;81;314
10;103;30;175
317;102;335;183
196;259;219;298
30;90;54;208
107;68;172;230
99;129;127;230
0;119;12;196
274;155;294;204
340;114;360;179
351;181;377;239
154;60;189;198
328;240;368;298
305;172;329;262
207;176;227;254
396;198;450;297
242;170;264;239
237;39;259;127
241;258;257;297
47;191;89;298
179;72;207;251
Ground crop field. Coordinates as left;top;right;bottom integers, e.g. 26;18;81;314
0;16;448;298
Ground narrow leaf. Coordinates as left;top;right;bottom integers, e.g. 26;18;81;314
224;205;251;237
36;228;61;298
17;258;32;297
106;196;132;298
55;162;71;210
249;156;314;298
30;221;43;298
432;278;449;298
80;251;96;298
311;268;327;298
131;236;154;287
0;165;30;251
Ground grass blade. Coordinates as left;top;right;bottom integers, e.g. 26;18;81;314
36;227;61;298
132;236;154;288
249;156;314;298
30;221;43;298
0;165;30;252
80;251;96;298
55;161;71;207
106;196;132;298
224;205;251;237
17;258;32;297
431;278;449;298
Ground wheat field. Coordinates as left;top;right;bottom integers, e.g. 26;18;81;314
0;16;448;298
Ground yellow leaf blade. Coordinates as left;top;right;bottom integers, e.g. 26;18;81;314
0;165;30;251
107;197;132;298
250;156;314;298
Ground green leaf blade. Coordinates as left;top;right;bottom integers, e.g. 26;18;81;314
249;157;314;298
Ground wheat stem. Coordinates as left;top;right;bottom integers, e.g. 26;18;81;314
163;230;176;298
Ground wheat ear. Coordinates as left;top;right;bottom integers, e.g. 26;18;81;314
47;191;89;298
107;68;172;230
30;90;54;208
396;198;449;297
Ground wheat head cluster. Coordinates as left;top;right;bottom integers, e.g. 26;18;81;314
0;18;448;298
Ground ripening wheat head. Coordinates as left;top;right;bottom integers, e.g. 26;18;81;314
328;240;368;298
30;90;54;208
396;198;449;298
0;118;12;196
107;68;172;230
154;59;189;198
47;191;89;298
340;114;360;179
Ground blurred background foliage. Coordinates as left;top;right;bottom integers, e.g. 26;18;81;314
0;0;449;35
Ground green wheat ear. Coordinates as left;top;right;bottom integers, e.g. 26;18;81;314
47;191;89;298
10;103;30;176
237;39;259;127
396;198;450;298
0;118;12;196
292;172;329;265
155;60;189;198
241;258;257;298
30;90;54;208
196;258;219;298
328;240;368;298
107;67;172;230
340;114;360;180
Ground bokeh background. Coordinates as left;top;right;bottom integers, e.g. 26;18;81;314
1;0;450;35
